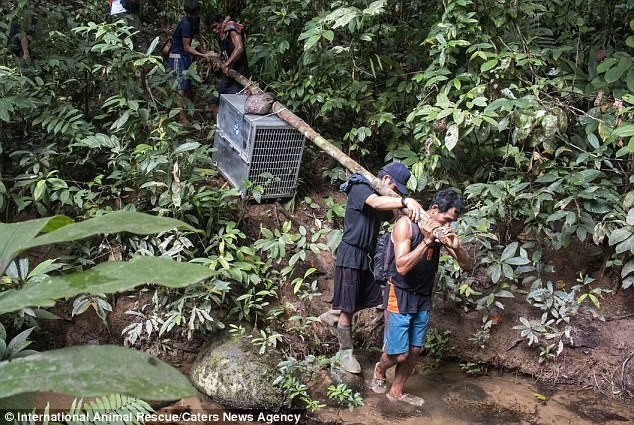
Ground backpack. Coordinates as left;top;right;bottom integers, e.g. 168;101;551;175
7;22;22;56
372;220;421;284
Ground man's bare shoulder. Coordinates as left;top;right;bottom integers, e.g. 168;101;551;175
393;216;412;241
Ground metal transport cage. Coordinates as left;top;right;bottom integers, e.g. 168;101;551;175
213;94;306;199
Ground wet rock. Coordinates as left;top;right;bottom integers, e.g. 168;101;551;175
306;366;365;407
190;333;284;409
329;366;365;394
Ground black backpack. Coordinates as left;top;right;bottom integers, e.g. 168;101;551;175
7;22;22;56
373;220;421;283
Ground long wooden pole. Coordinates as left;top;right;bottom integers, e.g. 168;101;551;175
209;57;429;222
210;58;395;194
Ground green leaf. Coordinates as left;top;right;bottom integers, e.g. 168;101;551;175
604;58;630;84
472;97;488;107
627;35;634;49
322;30;334;42
304;34;321;50
0;257;212;314
573;169;603;184
627;209;634;226
173;142;200;154
614;124;634;138
146;36;160;55
587;133;600;149
547;210;567;222
0;216;63;276
445;124;459;151
505;257;531;266
496;290;514;298
27;211;195;251
596;58;617;73
616;235;634;254
490;263;501;283
6;327;34;357
584;200;611;215
1;213;194;276
481;59;498;72
33;180;46;202
622;259;634;278
608;227;632;246
0;345;196;400
500;242;518;261
535;172;559;183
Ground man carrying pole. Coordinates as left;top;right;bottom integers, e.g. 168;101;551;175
323;163;424;374
370;189;472;405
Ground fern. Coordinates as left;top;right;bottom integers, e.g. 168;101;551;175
67;394;154;425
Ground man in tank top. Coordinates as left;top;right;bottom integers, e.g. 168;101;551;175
370;189;472;406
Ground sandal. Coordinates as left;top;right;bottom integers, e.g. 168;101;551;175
370;362;387;394
386;392;425;407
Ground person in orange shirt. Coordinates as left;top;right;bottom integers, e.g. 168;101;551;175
370;189;472;406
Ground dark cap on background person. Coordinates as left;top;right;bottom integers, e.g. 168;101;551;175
380;162;411;195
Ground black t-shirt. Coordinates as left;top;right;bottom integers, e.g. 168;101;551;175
171;16;198;56
335;183;391;270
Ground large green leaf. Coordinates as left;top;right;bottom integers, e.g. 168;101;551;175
0;216;72;276
614;124;634;138
0;257;212;314
0;212;195;275
0;345;196;400
25;211;196;249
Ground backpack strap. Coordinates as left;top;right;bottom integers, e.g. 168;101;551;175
339;173;371;194
383;232;393;280
385;218;422;280
409;219;421;243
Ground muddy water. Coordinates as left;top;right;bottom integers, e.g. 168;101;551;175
313;353;634;425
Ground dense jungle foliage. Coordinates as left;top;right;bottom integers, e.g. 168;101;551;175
1;0;633;409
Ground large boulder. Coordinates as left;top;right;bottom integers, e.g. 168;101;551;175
190;334;285;409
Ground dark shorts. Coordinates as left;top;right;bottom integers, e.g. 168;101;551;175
168;53;193;92
332;266;382;314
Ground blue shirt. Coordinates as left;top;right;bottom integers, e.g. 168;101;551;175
171;16;197;56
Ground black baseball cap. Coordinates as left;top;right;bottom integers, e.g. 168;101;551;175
381;162;410;195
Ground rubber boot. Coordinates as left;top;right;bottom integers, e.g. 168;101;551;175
336;325;361;374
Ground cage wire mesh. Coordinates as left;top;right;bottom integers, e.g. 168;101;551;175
213;95;306;199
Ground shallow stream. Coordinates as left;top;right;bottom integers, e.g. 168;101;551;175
312;354;633;425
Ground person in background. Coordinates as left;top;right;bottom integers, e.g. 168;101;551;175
322;162;424;374
7;8;37;65
168;0;214;125
108;0;141;32
206;12;250;114
370;189;472;406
